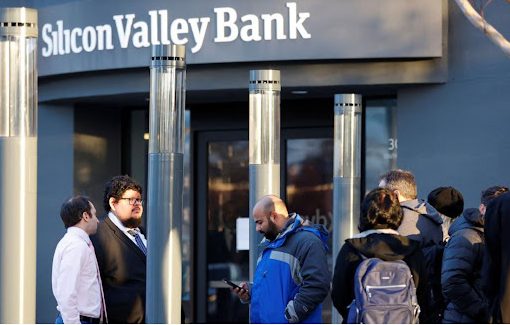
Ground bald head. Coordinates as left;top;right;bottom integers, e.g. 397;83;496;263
252;195;289;240
253;195;289;217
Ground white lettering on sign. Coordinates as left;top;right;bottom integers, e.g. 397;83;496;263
41;2;311;57
287;2;311;39
41;19;114;56
214;7;238;42
388;138;398;151
188;18;210;53
113;14;134;48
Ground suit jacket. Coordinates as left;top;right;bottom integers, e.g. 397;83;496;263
91;216;146;323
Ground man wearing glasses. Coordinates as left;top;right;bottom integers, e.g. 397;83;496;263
91;175;147;323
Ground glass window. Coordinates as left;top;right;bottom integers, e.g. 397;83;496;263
206;141;250;323
286;138;334;323
365;99;397;191
182;111;192;320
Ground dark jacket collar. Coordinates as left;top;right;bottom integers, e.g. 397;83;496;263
346;232;421;261
449;208;484;235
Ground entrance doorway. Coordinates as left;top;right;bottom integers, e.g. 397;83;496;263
191;98;396;323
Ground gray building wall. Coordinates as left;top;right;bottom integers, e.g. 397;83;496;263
398;1;510;207
37;104;74;323
74;106;122;217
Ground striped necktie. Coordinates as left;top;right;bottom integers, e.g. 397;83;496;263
127;229;147;255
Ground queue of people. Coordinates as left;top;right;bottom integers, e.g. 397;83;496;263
51;170;510;323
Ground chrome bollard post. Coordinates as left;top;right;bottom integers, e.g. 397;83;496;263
248;69;281;281
332;94;362;324
147;44;186;324
0;7;38;324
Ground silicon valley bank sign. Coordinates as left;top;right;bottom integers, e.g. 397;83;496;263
38;0;442;76
42;3;310;56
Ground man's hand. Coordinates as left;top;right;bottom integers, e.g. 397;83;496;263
232;281;250;302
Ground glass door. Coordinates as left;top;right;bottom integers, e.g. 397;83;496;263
283;128;334;323
195;130;250;323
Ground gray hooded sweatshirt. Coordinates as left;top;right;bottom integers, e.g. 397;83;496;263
398;198;445;322
398;198;444;246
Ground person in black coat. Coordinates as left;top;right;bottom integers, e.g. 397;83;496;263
441;208;486;323
91;175;147;323
483;188;510;323
427;186;465;321
331;188;431;323
442;185;508;324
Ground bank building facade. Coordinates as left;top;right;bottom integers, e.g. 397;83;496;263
2;0;510;323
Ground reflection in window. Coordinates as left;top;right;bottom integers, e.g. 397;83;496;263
207;141;249;323
286;138;334;323
287;138;334;231
182;111;191;319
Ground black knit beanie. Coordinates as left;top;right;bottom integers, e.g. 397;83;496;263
427;186;464;219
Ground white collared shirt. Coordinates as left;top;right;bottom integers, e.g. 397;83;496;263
108;212;147;247
52;227;101;324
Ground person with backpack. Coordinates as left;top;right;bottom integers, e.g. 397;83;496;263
441;185;509;323
331;188;431;324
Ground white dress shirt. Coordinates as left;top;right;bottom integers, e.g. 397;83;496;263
52;227;101;324
108;212;147;247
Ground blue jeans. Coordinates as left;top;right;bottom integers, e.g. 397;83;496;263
55;313;90;324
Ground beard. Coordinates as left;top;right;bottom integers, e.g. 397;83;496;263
121;216;142;228
262;219;279;241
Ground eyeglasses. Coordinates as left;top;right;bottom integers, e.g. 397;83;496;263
119;197;143;205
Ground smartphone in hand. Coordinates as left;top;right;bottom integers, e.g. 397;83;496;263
223;278;242;290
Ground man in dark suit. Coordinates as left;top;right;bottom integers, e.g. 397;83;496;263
91;175;147;323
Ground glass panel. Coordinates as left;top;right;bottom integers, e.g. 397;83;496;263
207;141;249;323
365;100;397;192
182;111;192;321
286;138;334;323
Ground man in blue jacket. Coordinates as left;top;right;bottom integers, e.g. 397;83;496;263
233;195;330;323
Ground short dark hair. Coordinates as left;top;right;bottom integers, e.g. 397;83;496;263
60;196;91;228
359;188;403;232
379;169;417;199
481;185;509;206
103;175;143;212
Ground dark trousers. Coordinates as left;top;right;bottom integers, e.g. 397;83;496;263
55;313;92;324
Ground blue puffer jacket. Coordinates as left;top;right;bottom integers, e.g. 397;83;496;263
250;214;330;324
